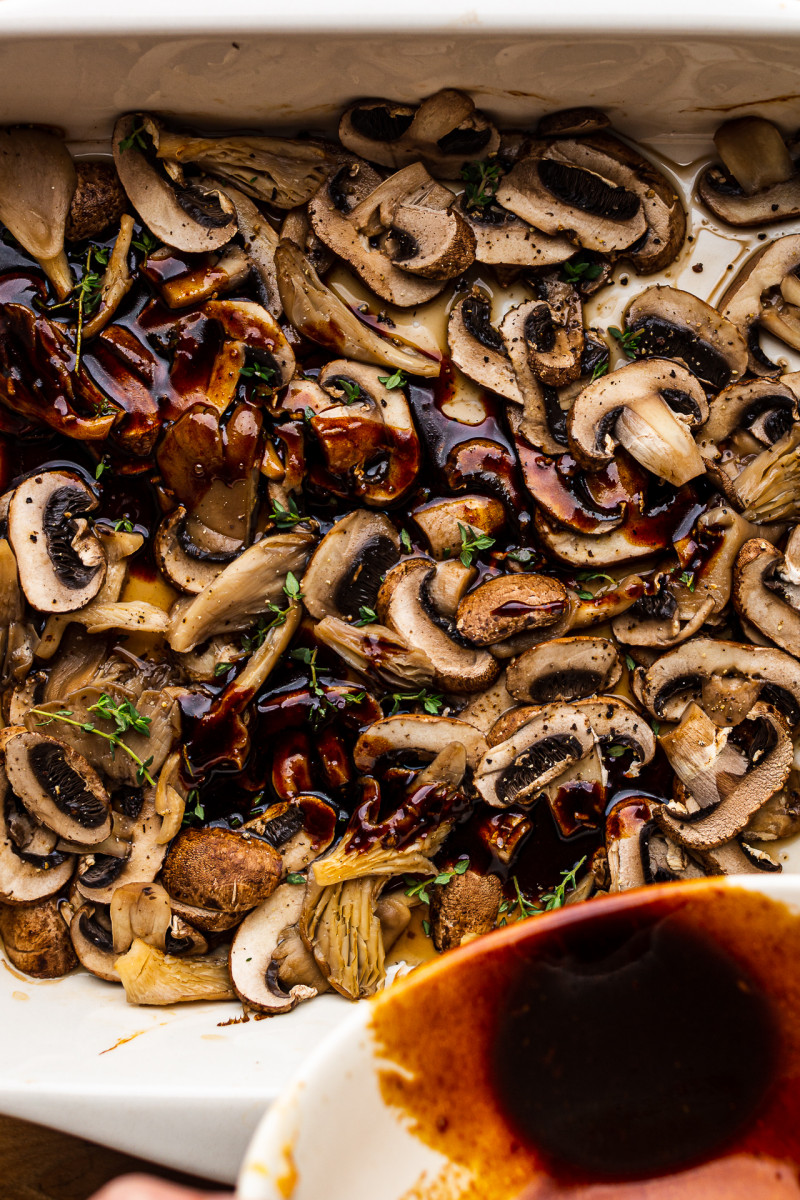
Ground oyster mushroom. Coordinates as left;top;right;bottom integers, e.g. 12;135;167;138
377;559;499;693
114;938;235;1005
448;291;522;402
697;379;799;483
429;869;502;951
0;127;76;299
81;215;135;339
475;702;596;808
455;573;568;646
304;510;401;623
300;876;387;1000
0;896;77;978
718;235;800;373
275;240;440;377
315;616;435;690
7;470;107;613
624;285;748;391
5;732;111;846
733;533;800;656
229;882;318;1015
219;182;281;316
506;636;622;705
110;880;172;954
699;117;800;226
167;529;314;653
113;115;237;253
727;425;800;523
353;714;486;773
160;826;282;913
566;358;708;486
637;637;800;726
338;89;499;178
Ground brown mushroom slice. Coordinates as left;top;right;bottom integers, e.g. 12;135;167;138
639;637;800;726
308;162;445;308
499;305;565;457
113;116;237;253
280;206;333;275
275;240;439;377
698;379;799;461
507;637;622;705
0;127;76;299
161;826;281;915
734;538;800;657
475;703;595;809
69;905;119;981
700;119;800;226
5;732;111;846
656;704;792;850
8;470;107;614
624;285;748;391
455;574;568;647
244;797;336;877
229;883;317;1015
693;839;780;876
300;876;387;1000
339;90;499;179
378;559;499;694
566;358;707;485
206;298;296;396
497;138;647;253
384;177;476;279
316;616;435;691
718;235;800;374
574;696;656;777
448;292;522;403
743;779;800;842
167;529;314;653
82;215;135;339
153;125;331;210
606;796;658;891
533;509;670;569
659;702;748;819
0;771;74;903
154;506;232;595
411;495;505;561
456;198;574;268
218;182;281;317
166;899;243;935
639;823;708;886
0;896;77;978
521;277;584;388
353;715;486;773
458;673;516;735
429;869;502;951
114;938;235;1004
76;792;167;905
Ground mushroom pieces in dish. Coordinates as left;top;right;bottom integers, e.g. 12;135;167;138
4;94;800;1016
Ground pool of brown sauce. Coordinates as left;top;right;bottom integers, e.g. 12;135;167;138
370;884;800;1198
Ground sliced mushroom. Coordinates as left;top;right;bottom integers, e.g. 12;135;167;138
456;197;574;268
69;904;118;981
339;90;499;178
475;702;595;808
606;796;658;891
497;137;647;253
566;358;708;486
429;869;502;951
411;495;505;561
727;425;800;523
455;574;568;646
639;823;708;885
693;838;780;876
219;182;281;316
82;215;136;339
160;826;282;913
718;235;800;373
5;732;111;845
229;882;317;1014
113;116;237;253
743;778;800;841
154;506;232;595
638;637;800;727
0;769;74;903
0;896;77;978
507;636;622;705
377;559;499;693
624;285;748;391
573;696;657;776
659;702;748;819
316;615;435;690
76;791;167;905
275;240;440;377
167;530;314;652
8;470;107;613
353;714;486;772
114;937;235;1004
699;118;800;226
245;796;337;876
0;127;76;299
522;277;584;387
110;881;172;954
734;536;800;657
697;379;799;471
500;305;565;457
448;291;521;402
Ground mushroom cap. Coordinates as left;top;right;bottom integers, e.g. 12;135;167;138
229;882;317;1014
160;826;282;913
0;896;77;978
733;538;800;658
507;636;622;705
475;702;596;808
5;732;112;846
66;160;127;242
303;509;401;622
455;573;568;646
113;114;238;253
8;470;107;614
75;792;168;905
718;235;800;373
377;558;500;693
573;695;657;771
699;118;800;227
624;284;748;391
353;714;487;772
429;869;502;951
447;292;522;403
698;378;798;459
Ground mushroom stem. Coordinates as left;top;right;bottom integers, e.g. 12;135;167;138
615;393;706;486
40;249;74;301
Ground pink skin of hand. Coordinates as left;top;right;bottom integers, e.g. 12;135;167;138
89;1176;232;1200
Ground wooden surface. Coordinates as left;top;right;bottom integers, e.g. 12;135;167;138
0;1114;224;1199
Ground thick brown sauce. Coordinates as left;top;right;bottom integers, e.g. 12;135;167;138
371;885;800;1199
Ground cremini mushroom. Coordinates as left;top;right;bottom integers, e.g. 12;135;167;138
411;495;505;560
353;714;486;772
448;291;521;402
624;284;748;391
699;118;800;226
429;869;502;951
733;531;800;656
229;882;318;1014
475;703;595;808
5;731;112;845
718;234;800;373
160;826;282;913
506;636;622;704
66;160;126;242
455;573;568;646
0;895;77;978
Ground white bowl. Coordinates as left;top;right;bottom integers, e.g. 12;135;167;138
1;5;800;1183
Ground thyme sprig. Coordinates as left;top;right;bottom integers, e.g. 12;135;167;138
405;857;470;905
30;693;155;785
460;160;501;209
609;325;644;360
458;523;495;568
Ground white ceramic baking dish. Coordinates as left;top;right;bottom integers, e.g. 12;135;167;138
2;0;800;1184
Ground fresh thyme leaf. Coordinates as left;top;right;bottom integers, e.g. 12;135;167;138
94;460;108;480
283;571;303;603
241;618;269;653
386;688;444;716
355;605;378;626
269;496;304;529
651;719;661;736
132;230;158;255
460;159;501;209
400;529;412;553
30;698;155;786
576;588;593;600
240;361;277;386
214;662;233;676
291;646;324;697
539;857;587;912
561;255;604;283
458;522;495;568
609;325;644;360
590;360;609;381
577;571;615;584
119;123;148;152
287;873;306;885
342;690;367;706
337;379;363;404
625;654;636;672
377;369;407;390
422;919;431;937
93;246;111;266
606;744;627;758
113;518;135;533
679;570;696;592
88;692;152;737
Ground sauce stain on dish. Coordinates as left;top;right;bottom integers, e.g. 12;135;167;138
371;885;800;1198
